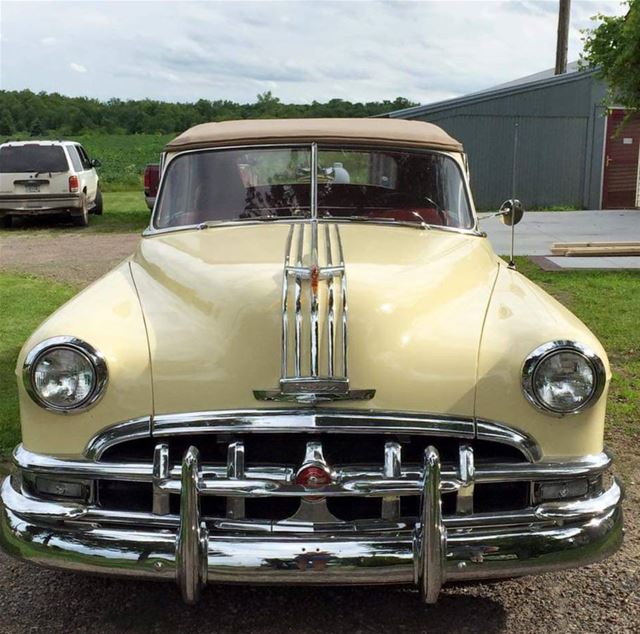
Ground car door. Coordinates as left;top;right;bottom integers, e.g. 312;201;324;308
74;145;98;202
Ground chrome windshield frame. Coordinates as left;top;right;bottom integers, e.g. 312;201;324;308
144;143;480;237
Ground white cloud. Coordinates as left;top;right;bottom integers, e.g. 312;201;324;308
69;62;87;74
0;1;629;104
40;36;57;46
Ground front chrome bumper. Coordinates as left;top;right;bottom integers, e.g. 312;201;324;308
0;445;624;604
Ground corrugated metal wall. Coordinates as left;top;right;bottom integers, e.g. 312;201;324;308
397;74;607;210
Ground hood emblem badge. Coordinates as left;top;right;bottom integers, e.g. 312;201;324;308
254;221;375;404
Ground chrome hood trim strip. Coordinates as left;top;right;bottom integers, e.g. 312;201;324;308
254;219;375;403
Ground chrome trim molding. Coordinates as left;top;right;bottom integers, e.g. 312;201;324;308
22;336;108;414
254;222;375;403
521;340;607;416
150;409;476;440
85;417;151;461
475;419;541;462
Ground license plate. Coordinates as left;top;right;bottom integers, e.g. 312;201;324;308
25;183;40;193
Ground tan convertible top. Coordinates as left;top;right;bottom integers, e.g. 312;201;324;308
165;118;463;153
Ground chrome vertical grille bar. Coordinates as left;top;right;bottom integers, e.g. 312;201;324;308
382;442;401;520
152;443;170;515
335;226;348;376
226;441;245;519
456;444;475;515
325;223;335;377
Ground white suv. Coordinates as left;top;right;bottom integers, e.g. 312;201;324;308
0;140;102;228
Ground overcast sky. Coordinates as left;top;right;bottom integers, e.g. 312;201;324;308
0;1;628;105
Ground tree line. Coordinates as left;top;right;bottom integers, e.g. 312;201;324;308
0;90;417;137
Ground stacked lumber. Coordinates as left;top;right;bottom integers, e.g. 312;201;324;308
551;241;640;257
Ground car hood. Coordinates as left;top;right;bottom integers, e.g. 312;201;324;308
130;223;499;416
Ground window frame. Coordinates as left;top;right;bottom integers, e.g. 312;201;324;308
75;145;92;170
148;143;478;235
66;145;84;172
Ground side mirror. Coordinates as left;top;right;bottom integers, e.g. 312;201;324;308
499;199;524;226
91;158;101;168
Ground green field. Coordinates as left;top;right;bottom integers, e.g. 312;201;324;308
0;258;638;457
77;133;171;190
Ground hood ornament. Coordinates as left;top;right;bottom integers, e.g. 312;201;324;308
254;221;375;404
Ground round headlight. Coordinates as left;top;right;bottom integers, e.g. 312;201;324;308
24;337;107;413
522;341;605;415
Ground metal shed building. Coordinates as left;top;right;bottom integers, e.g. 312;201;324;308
384;64;640;211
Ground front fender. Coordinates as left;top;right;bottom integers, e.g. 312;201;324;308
475;263;610;459
16;261;152;457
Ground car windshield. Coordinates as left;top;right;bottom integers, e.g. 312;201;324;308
154;145;473;230
0;145;69;173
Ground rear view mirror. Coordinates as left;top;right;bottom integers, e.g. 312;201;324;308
91;158;101;168
499;199;524;226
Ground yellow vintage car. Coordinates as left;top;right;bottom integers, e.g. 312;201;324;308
0;119;623;604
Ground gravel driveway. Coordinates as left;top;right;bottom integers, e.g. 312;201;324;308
0;232;638;633
0;232;141;286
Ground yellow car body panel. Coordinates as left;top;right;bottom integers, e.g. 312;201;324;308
130;223;497;417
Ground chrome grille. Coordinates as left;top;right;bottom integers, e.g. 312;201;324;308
98;428;531;528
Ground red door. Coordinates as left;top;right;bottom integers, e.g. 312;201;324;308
602;109;640;209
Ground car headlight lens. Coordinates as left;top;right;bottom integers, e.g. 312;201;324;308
24;337;107;412
522;341;605;415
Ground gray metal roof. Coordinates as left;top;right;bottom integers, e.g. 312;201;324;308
384;62;599;119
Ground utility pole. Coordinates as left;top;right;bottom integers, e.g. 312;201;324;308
555;0;571;75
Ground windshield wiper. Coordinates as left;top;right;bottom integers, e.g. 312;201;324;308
194;216;299;229
325;215;432;230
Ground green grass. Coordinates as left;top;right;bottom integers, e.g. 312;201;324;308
89;191;150;232
0;274;77;455
0;260;637;458
0;192;150;234
517;257;640;436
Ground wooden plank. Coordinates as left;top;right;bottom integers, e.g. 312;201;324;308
552;241;640;249
563;246;640;257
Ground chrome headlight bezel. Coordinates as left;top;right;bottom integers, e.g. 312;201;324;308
23;336;108;414
522;341;606;416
